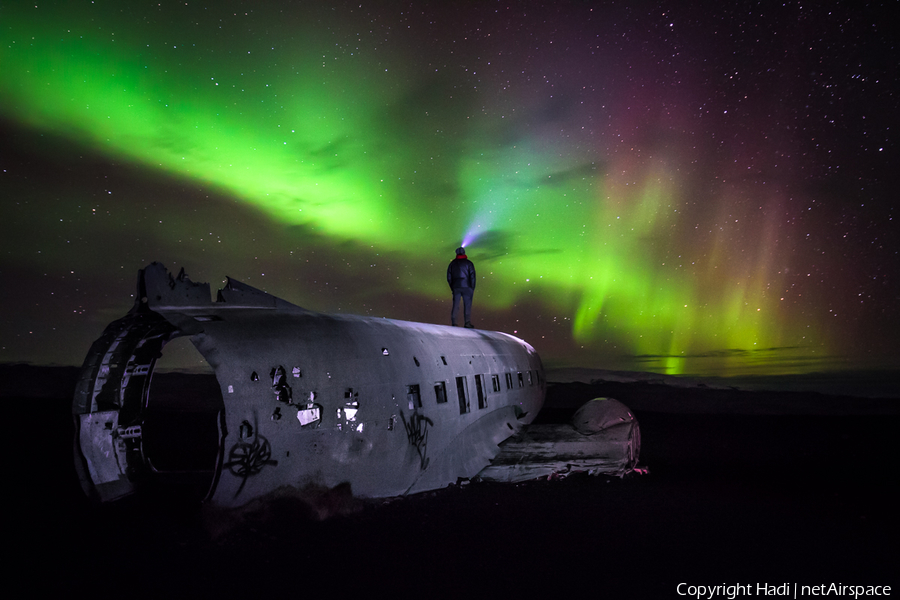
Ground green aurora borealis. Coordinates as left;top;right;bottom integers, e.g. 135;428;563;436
2;2;897;375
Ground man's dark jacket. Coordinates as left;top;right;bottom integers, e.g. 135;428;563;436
447;256;476;290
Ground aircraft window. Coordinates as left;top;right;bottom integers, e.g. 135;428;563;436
434;381;447;404
407;384;421;409
491;374;501;393
251;371;259;381
517;372;524;388
414;356;420;367
474;375;487;409
441;356;447;365
527;371;533;386
505;373;513;390
456;376;470;414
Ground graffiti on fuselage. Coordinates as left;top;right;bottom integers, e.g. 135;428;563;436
225;420;278;496
401;410;433;470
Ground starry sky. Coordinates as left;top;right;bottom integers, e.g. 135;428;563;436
1;1;897;376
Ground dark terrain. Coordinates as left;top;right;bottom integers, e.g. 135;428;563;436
5;364;897;598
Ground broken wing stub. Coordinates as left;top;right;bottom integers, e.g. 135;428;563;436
476;398;642;483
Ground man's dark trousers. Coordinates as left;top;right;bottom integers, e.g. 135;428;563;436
451;288;473;326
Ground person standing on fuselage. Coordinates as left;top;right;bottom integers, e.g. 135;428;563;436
447;247;476;328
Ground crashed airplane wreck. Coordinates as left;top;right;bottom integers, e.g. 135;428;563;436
73;263;640;507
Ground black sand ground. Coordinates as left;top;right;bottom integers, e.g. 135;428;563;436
6;365;898;598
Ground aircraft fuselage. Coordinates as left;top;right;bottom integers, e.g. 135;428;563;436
73;263;545;507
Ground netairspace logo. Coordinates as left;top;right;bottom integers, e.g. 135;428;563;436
676;583;892;599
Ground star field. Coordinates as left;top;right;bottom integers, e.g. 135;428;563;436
1;1;897;375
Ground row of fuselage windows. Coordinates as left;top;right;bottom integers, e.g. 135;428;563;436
406;369;541;415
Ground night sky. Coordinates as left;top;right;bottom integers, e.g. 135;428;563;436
1;1;897;376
